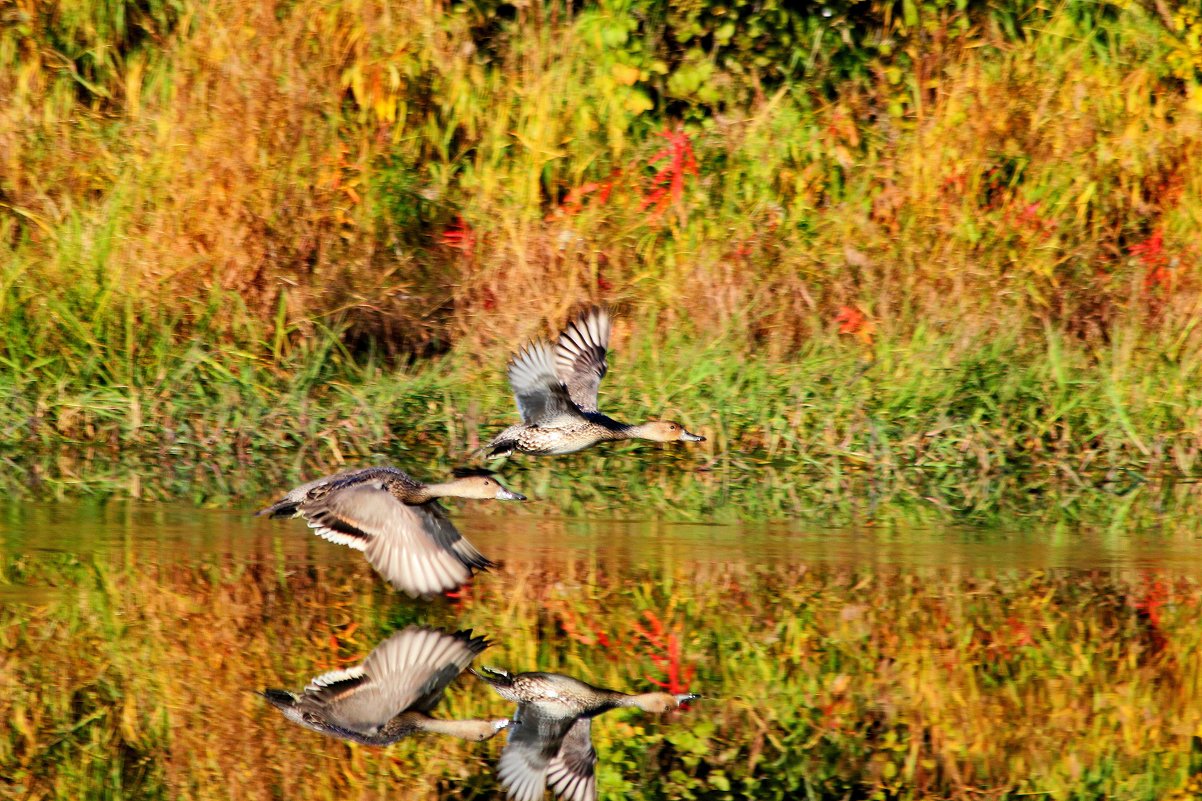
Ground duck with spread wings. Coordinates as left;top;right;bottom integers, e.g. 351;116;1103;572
473;666;697;801
486;307;705;458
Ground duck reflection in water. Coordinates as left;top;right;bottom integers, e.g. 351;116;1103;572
473;666;698;801
259;626;509;744
257;466;525;598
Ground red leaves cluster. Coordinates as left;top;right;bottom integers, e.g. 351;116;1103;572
835;305;876;345
440;129;699;273
638;128;699;220
552;127;699;223
440;215;475;258
1131;230;1171;291
558;170;620;217
835;306;866;335
632;610;695;695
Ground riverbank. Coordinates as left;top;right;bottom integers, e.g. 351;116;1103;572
4;321;1200;522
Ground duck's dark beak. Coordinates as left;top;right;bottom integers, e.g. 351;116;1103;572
680;430;705;442
496;487;527;501
675;693;701;705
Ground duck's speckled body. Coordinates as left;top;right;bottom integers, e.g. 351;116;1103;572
257;467;525;597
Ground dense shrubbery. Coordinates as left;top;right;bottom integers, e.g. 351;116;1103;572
2;0;1202;511
2;0;1198;355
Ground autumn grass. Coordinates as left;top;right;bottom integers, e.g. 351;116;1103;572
2;0;1200;351
2;1;1202;518
4;512;1202;800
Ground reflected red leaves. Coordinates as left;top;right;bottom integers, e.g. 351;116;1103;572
1134;577;1170;656
554;606;695;695
633;610;695;696
556;605;614;651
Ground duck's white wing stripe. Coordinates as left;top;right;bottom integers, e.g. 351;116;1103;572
306;519;370;551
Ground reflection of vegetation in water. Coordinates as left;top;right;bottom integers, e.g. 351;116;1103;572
3;547;1202;800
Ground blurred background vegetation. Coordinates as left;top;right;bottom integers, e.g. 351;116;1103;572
3;0;1202;516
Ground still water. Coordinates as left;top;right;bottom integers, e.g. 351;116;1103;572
3;503;1202;800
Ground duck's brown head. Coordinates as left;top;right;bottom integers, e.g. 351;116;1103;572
443;469;527;501
629;691;701;713
637;421;706;443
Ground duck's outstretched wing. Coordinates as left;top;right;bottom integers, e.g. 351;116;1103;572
301;627;489;732
508;339;579;425
299;484;485;597
555;307;610;414
497;704;579;801
546;717;597;801
412;501;495;572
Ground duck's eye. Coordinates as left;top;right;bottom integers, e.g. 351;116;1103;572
669;424;677;431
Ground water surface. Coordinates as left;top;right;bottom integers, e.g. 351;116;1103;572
3;503;1202;800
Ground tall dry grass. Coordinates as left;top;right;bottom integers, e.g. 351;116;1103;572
2;0;1201;361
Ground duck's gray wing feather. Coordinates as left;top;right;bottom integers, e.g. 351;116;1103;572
546;717;597;801
304;627;489;732
498;705;579;801
411;502;495;572
554;307;610;414
508;339;580;426
299;484;474;597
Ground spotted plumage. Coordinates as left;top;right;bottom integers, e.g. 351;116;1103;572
259;627;510;745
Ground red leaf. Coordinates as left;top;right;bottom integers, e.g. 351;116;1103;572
639;128;699;221
441;216;475;258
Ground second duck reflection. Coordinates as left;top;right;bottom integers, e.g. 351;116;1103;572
260;626;697;801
